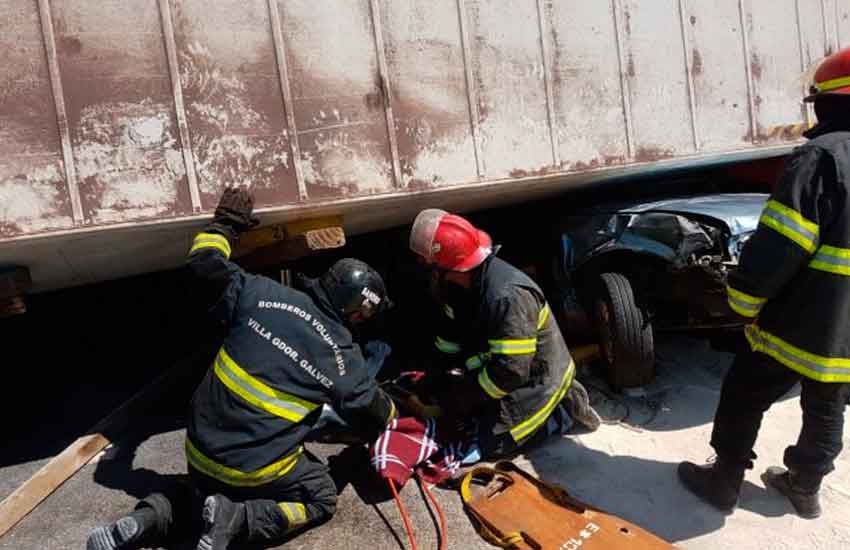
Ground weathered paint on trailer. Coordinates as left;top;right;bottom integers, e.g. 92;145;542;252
0;0;845;292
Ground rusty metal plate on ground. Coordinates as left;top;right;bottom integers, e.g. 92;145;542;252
462;461;678;550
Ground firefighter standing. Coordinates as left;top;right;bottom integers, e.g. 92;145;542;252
87;188;397;550
408;209;601;461
678;47;850;519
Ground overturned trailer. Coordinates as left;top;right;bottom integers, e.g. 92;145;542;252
1;0;848;299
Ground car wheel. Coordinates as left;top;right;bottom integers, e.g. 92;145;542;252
592;272;654;389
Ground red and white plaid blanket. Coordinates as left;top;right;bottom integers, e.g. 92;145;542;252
369;416;477;486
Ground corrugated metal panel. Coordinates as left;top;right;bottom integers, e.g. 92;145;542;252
835;0;850;50
684;0;752;151
169;0;300;208
380;0;479;189
746;0;808;141
51;0;192;224
2;0;849;292
618;0;694;161
279;0;394;198
549;0;629;169
0;1;73;237
465;0;554;178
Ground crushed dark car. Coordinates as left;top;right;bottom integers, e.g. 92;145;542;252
552;193;769;388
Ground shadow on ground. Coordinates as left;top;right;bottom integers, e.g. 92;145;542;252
578;334;801;435
524;436;795;545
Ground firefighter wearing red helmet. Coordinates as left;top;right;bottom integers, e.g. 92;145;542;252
409;209;601;461
679;47;850;519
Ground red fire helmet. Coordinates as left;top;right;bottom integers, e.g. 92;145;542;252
805;46;850;102
409;209;493;272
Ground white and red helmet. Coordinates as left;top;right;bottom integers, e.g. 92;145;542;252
409;209;493;272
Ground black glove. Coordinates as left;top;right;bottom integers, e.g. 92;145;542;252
207;187;260;240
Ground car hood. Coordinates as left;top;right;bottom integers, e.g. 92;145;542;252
558;193;770;271
610;193;767;236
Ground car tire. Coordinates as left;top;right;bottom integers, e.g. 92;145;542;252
592;272;654;389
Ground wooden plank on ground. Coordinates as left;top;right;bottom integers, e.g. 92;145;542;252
0;346;214;538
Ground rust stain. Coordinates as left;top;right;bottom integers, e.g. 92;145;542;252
508;165;560;178
752;122;811;144
689;15;697;26
635;146;676;162
691;49;703;77
750;52;763;80
626;54;636;78
407;178;436;191
58;35;82;55
604;155;625;166
364;72;385;111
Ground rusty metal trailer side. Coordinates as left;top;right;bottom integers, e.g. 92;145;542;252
1;0;847;292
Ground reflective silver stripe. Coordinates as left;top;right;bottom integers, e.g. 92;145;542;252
213;351;318;423
185;438;302;487
728;295;760;315
278;502;307;528
727;286;765;317
746;326;850;382
810;245;850;276
760;201;818;252
488;339;537;355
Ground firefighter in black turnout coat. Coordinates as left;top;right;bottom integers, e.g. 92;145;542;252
408;209;600;461
87;187;397;550
678;47;850;520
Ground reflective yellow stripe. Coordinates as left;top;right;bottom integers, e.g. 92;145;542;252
759;200;819;253
387;398;398;423
478;368;508;399
189;232;232;258
810;244;850;276
278;502;308;529
489;338;537;355
746;325;850;383
727;285;766;318
435;336;462;354
537;304;550;330
814;75;850;93
444;304;455;319
214;348;319;423
185;438;303;487
510;360;576;442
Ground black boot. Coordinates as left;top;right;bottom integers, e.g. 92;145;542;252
87;507;158;550
677;459;745;512
196;494;247;550
762;466;822;519
565;379;602;432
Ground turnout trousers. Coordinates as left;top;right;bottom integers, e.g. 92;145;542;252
711;349;850;485
136;450;336;546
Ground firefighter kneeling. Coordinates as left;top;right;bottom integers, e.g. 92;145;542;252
407;209;601;464
87;187;397;550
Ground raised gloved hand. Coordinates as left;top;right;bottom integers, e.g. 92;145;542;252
208;186;260;240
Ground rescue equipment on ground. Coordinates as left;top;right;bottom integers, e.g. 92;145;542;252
460;461;678;550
